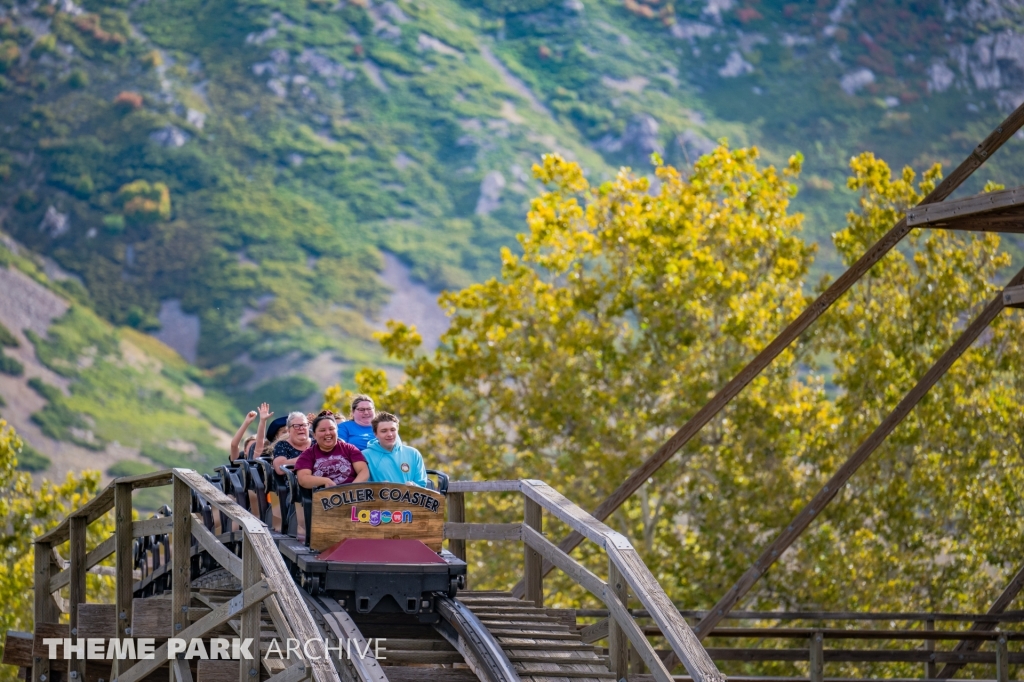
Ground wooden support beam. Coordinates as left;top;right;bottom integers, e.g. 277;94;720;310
132;515;174;538
997;635;1010;682
239;535;261;682
809;632;824;682
443;522;521;541
32;542;55;682
609;560;629;680
1004;284;1024;308
114;481;135;678
191;514;243;578
925;619;936;679
115;580;274;682
906;185;1024;227
447;492;466;563
38;486;115;545
515;99;1024;597
50;535;116;592
524;498;543;607
934;559;1024;678
69;516;87;682
264;662;309;682
688;270;1024;644
172;477;192;638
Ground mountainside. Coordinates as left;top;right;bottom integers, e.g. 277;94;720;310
0;0;1023;477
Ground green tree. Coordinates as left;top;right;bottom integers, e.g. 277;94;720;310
0;421;112;681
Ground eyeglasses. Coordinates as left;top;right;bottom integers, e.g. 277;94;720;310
354;407;374;413
289;423;307;429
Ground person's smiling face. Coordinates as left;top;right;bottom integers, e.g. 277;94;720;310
352;400;375;427
376;421;399;450
315;418;338;451
288;417;310;447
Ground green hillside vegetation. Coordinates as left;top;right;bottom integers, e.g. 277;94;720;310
0;239;243;491
1;0;1020;390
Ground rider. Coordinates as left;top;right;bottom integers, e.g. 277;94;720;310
296;411;370;488
362;412;429;488
336;394;376;450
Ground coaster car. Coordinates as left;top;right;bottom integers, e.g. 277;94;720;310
273;471;467;622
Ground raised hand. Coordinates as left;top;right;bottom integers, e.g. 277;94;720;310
245;410;257;422
258;402;273;421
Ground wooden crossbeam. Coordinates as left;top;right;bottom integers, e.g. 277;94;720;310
1004;285;1024;308
906;185;1024;227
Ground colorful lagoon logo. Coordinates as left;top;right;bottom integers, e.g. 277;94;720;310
350;507;413;526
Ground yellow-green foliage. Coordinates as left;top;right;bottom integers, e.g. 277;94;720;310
118;180;171;221
0;421;112;681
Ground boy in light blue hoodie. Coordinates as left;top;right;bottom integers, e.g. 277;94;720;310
363;412;429;488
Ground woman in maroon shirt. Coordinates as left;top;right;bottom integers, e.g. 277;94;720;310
296;411;370;489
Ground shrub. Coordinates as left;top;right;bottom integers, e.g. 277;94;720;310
102;214;125;232
15;443;50;472
141;50;162;69
14;191;38;212
0;40;19;72
113;90;143;111
67;68;89;88
0;321;18;348
118;180;171;221
31;34;57;56
0;351;23;377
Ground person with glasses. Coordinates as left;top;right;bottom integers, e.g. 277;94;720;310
273;411;310;475
336;394;376;450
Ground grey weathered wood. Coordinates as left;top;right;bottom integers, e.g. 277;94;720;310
446;492;467;565
173;477;192;637
809;632;824;682
997;635;1009;682
524;498;543;607
580;618;609;644
49;534;117;592
520;524;674;682
115;482;134;650
77;603;117;639
608;560;629;679
115;470;175;488
516;100;1024;602
132;596;173;637
68;516;87;682
265;663;310;682
691;270;1024;644
696;647;1024;664
191;514;243;578
1;631;33;667
133;515;174;538
1004;284;1024;307
906;185;1024;226
448;480;522;493
925;619;936;678
583;607;1024;623
115;580;274;682
443;523;521;541
32;542;55;682
240;535;262;682
173;658;193;682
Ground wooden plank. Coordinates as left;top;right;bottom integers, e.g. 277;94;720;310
690;272;1024;644
173;658;194;682
264;663;309;682
309;483;446;551
116;580;274;682
520;524;674;682
444;522;520;541
132;596;172;637
33;542;55;682
581;607;1024;622
694;648;1024;664
192;514;243;578
448;480;522;493
906;185;1024;226
38;485;115;544
78;603;116;639
173;477;192;638
240;535;261;682
115;470;175;488
809;633;823;682
609;560;629;680
69;516;87;682
925;619;936;679
1003;284;1024;307
50;534;117;592
1;631;33;667
516;98;1024;603
580;618;609;644
699;626;1024;640
524;498;543;607
115;482;135;647
133;515;175;538
447;492;466;563
197;659;238;682
997;635;1010;682
32;622;69;658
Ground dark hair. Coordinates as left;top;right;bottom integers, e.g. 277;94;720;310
371;412;399;434
311;410;338;434
350;394;373;413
